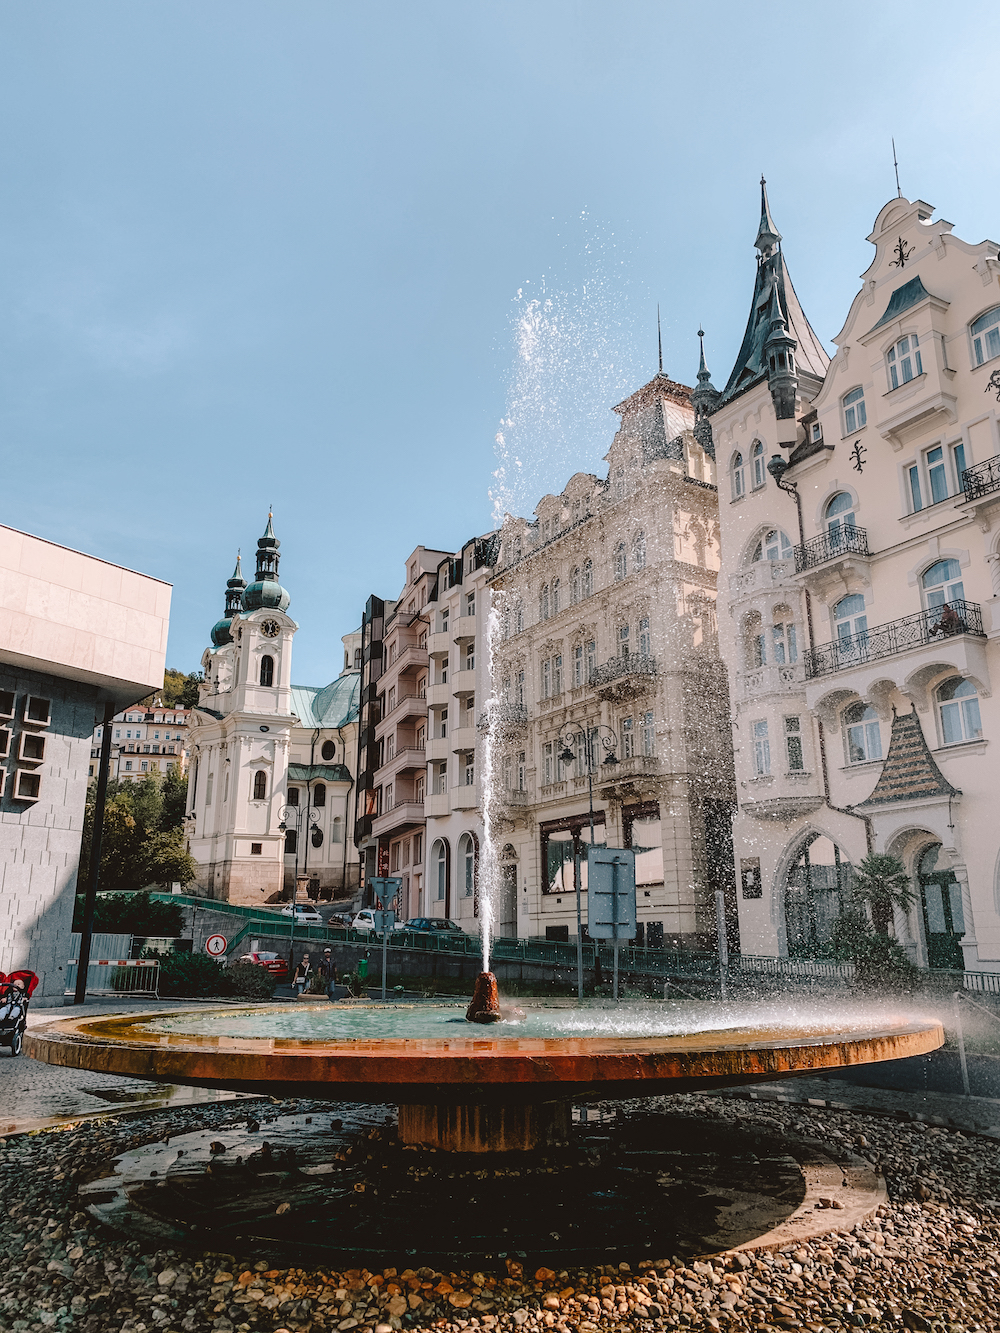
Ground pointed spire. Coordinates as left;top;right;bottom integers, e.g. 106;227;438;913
755;176;782;256
242;511;290;614
696;327;711;384
227;551;245;589
657;305;663;373
213;550;248;646
692;328;719;459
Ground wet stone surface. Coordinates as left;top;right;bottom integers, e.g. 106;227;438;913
1;1091;999;1332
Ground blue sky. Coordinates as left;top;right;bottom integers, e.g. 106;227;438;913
1;1;997;685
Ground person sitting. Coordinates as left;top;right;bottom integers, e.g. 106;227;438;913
931;602;963;637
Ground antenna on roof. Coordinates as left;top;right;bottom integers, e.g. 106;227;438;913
892;138;902;198
657;305;663;374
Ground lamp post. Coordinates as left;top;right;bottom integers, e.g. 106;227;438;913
277;799;320;916
558;722;619;1000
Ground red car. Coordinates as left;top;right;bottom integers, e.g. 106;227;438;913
238;951;289;981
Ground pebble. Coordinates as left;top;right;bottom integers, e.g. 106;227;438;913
2;1092;1000;1332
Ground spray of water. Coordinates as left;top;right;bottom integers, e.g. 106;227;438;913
477;601;502;972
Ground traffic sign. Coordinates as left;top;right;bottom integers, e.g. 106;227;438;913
586;847;636;940
372;910;395;934
368;877;403;908
205;934;228;957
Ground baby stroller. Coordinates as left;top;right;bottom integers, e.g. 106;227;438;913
0;971;39;1057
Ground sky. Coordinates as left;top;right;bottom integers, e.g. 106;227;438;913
1;1;998;685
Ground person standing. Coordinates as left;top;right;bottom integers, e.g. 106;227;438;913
292;954;312;996
318;948;338;1000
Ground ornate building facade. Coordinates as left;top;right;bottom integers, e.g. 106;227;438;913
709;184;1000;969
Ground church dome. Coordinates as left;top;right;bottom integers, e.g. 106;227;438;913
240;513;290;614
211;617;234;647
208;553;246;648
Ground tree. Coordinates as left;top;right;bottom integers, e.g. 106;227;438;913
81;772;196;890
160;667;204;709
160;768;188;830
851;852;917;936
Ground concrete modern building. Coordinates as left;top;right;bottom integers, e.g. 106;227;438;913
489;368;737;948
90;703;190;781
709;184;1000;970
0;524;169;1003
186;517;361;904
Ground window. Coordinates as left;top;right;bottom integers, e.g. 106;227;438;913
614;542;627;581
433;839;448;901
785;716;804;770
25;697;50;726
543;741;554;786
586;640;596;679
552;654;562;695
124;760;132;772
437;707;448;739
834;594;868;653
753;529;793;562
732;451;746;499
285;829;298;854
825;492;857;542
465;642;474;671
633;530;646;570
908;462;924;513
844;701;883;763
415;772;426;802
250;842;262;855
573;643;584;687
887;333;922;389
938;677;983;745
517;750;526;790
514;600;524;634
621;715;634;758
570;567;580;604
551;578;560;614
516;670;525;707
321;739;336;761
641;710;655;756
463;752;474;786
459;832;477;897
638;617;650;657
752;719;771;775
466;590;475;616
288;786;300;806
971;306;1000;366
752;440;766;489
385;782;393;809
259;655;274;687
441;608;449;633
140;761;148;772
582;560;593;598
313;782;326;808
618;623;629;657
205;772;214;805
541;658;551;699
843;386;867;433
771;620;798;665
540;584;549;620
927;445;948;505
922;558;964;610
433;761;447;795
253;771;267;800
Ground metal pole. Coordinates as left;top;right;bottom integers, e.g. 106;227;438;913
75;702;116;1005
612;856;619;1003
381;924;389;1002
715;888;729;1001
575;847;583;1001
954;991;971;1096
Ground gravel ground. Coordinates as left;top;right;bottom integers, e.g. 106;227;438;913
1;1092;999;1333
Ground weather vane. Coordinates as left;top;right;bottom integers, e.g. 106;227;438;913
849;440;867;474
890;235;914;269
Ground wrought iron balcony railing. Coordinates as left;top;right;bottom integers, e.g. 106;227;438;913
806;600;985;678
794;525;870;573
589;652;657;688
477;703;529;733
961;454;1000;503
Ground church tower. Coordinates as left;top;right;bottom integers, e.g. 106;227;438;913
186;515;299;904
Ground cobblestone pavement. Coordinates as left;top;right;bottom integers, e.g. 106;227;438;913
2;1089;1000;1333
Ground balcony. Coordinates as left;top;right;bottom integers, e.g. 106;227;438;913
371;799;425;838
450;724;477;753
793;526;871;601
390;643;428;676
794;525;870;572
478;703;528;736
807;601;985;678
451;667;476;697
378;745;426;781
427;630;452;657
728;559;794;601
597;754;664;794
425;734;450;761
451;781;480;810
424;792;450;818
739;663;804;700
962;454;1000;503
425;681;451;708
501;788;531;806
374;692;425;738
453;611;477;642
590;653;656;701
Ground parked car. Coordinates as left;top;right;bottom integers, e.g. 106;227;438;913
351;909;381;932
325;913;353;930
238;951;289;980
280;904;323;924
398;917;466;934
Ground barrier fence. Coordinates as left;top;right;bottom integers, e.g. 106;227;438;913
65;958;160;997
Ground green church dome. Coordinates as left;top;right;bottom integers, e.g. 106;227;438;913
240;513;290;614
211;617;234;647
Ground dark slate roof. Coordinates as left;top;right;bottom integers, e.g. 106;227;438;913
612;372;691;464
717;250;829;409
287;762;352;783
867;276;942;333
856;708;959;808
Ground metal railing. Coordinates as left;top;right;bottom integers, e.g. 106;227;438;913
65;957;160;997
794;525;870;573
478;703;529;733
589;652;657;688
806;600;985;678
961;454;1000;503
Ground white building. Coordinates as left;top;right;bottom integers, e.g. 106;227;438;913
710;184;1000;970
488;368;737;947
91;703;190;781
186;517;361;904
0;524;169;1002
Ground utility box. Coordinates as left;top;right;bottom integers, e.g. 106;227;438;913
586;847;636;940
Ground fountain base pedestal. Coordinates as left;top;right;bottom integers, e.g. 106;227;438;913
398;1101;571;1152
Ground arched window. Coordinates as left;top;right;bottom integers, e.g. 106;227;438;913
570;566;580;604
582;559;593;598
331;816;342;842
971;306;1000;366
842;386;867;433
259;655;274;687
731;451;745;499
632;530;646;571
833;594;868;656
614;542;627;581
922;558;964;611
551;578;560;614
312;782;326;808
887;333;922;389
321;739;336;761
752;529;793;562
770;605;797;665
431;838;450;908
785;833;854;960
744;611;765;669
825;491;857;541
253;770;267;801
751;440;766;490
937;676;982;745
844;701;883;763
459;831;477;898
284;828;297;854
918;844;965;969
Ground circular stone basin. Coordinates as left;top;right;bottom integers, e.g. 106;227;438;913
27;1004;943;1152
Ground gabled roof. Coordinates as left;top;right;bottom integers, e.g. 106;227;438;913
867;275;943;333
290;672;361;730
856;708;959;808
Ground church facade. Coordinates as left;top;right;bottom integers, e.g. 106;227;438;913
186;516;361;904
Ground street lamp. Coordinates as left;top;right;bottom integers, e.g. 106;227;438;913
558;722;619;1000
277;800;320;914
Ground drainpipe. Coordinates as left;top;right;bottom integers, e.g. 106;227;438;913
767;455;874;856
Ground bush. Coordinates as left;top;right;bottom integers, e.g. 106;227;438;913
225;960;276;1000
341;971;367;998
73;891;184;936
156;951;227;998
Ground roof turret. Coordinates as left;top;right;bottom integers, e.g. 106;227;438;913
691;329;720;458
211;552;247;647
241;512;291;614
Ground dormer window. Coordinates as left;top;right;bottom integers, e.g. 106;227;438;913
971;306;1000;367
887;334;922;390
810;421;823;443
842;386;866;433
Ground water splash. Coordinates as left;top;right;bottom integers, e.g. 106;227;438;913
478;600;502;971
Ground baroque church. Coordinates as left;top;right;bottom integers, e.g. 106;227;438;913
185;515;361;905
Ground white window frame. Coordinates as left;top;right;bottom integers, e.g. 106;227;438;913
970;306;1000;368
937;676;983;746
886;332;923;390
842;386;867;434
731;451;746;500
751;440;766;490
752;719;771;776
